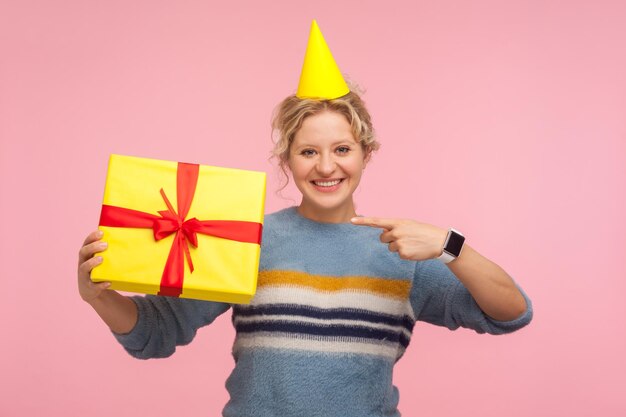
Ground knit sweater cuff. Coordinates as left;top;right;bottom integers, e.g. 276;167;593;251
484;286;533;331
111;296;151;351
450;281;533;334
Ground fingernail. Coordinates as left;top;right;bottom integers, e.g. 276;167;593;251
100;242;108;248
350;217;358;222
96;256;103;262
96;230;104;238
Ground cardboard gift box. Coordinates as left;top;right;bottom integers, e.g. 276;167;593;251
91;154;266;303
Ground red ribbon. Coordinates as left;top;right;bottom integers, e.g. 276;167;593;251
99;162;263;297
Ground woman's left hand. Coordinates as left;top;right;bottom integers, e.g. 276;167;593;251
351;217;448;261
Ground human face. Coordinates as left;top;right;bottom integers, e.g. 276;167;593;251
288;110;370;223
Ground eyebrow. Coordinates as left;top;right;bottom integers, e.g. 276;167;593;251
294;139;356;148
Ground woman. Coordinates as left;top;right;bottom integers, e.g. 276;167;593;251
78;22;532;417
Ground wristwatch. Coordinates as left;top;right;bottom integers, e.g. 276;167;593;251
437;228;465;264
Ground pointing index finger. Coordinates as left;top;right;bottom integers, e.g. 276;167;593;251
350;217;397;229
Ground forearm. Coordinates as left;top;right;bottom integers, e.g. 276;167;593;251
447;244;527;321
88;290;138;334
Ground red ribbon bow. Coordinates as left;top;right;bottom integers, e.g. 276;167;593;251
99;162;263;297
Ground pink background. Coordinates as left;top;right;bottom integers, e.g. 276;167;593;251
1;1;625;416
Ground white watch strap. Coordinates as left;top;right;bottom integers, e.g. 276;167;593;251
437;250;457;264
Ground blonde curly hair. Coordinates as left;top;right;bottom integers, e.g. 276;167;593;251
270;83;380;190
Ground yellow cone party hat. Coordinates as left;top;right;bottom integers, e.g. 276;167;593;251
296;20;350;99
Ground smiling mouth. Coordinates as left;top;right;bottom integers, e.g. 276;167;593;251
311;179;344;187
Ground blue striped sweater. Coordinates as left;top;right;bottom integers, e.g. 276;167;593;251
114;206;533;417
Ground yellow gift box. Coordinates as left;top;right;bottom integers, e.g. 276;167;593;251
91;154;266;304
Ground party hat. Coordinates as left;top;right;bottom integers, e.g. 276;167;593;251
296;20;350;99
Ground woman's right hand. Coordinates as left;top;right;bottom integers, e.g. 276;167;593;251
78;230;111;304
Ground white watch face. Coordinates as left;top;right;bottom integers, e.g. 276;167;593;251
445;231;465;257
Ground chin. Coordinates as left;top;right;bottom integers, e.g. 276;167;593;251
302;193;354;213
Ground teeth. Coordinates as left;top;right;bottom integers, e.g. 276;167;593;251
313;179;341;187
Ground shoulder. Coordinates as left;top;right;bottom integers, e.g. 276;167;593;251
261;207;296;237
263;206;295;225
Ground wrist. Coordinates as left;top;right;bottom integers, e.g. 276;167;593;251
88;290;138;335
433;228;448;259
84;288;112;307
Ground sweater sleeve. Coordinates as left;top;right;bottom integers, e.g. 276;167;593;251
409;259;533;335
112;295;231;359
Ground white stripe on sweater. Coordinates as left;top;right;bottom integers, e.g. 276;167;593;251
233;333;404;361
248;286;416;321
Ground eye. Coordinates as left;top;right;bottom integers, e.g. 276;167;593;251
300;149;316;157
336;146;351;154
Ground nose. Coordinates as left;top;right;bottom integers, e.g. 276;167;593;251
316;152;336;176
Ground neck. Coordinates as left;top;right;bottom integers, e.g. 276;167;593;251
296;199;357;224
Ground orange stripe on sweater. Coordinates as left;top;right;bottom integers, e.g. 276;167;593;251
258;270;411;299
